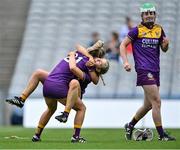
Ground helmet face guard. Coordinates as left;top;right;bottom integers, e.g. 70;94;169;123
140;3;156;27
132;128;154;141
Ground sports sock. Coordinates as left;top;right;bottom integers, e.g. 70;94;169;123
156;125;164;138
20;93;27;102
35;124;44;137
63;111;69;118
73;124;82;138
129;116;138;127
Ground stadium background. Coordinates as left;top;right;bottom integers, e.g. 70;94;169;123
0;0;180;129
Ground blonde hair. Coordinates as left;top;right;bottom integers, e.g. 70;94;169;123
97;60;109;86
87;40;106;58
96;59;109;75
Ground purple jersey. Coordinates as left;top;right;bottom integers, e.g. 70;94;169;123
79;73;91;96
43;52;93;99
47;52;91;84
128;24;165;72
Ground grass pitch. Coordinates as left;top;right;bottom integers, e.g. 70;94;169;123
0;127;179;149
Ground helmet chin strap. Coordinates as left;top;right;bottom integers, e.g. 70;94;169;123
141;15;156;29
142;21;154;29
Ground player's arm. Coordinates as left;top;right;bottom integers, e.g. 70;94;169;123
75;44;99;84
75;44;94;66
88;71;99;85
76;40;104;54
75;40;104;64
160;37;169;52
87;40;105;58
75;44;91;57
160;28;169;52
119;36;132;72
69;51;99;84
86;40;104;53
69;51;85;80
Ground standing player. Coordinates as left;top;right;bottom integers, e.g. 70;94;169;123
120;3;176;141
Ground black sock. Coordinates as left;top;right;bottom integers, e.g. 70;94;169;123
156;126;164;138
64;111;69;117
73;128;81;138
129;117;138;127
35;126;44;137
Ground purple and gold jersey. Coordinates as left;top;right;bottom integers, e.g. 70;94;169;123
128;24;165;72
43;52;93;99
47;52;91;84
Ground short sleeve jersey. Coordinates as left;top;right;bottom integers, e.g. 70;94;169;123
128;24;166;72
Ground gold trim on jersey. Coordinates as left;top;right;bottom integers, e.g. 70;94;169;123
138;24;162;39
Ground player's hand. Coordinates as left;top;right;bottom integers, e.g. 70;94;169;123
68;51;75;56
123;62;131;72
87;40;104;52
161;37;169;52
86;56;95;66
162;37;169;47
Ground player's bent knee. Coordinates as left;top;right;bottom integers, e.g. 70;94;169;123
69;79;80;89
156;101;161;108
46;101;57;113
150;94;160;103
152;99;161;109
73;101;86;112
34;69;46;78
48;106;57;114
80;103;86;112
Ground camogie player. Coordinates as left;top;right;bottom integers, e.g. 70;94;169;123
6;41;109;143
6;40;105;108
120;3;175;141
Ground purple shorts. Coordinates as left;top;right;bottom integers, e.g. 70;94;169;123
136;69;160;86
43;80;68;99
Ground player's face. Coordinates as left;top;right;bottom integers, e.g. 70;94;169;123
94;58;107;69
142;11;156;24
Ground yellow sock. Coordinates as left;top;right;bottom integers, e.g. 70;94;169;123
155;122;162;127
74;124;82;129
20;93;27;101
134;116;139;121
35;124;45;136
64;108;70;113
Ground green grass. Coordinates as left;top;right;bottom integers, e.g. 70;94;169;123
0;127;179;149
